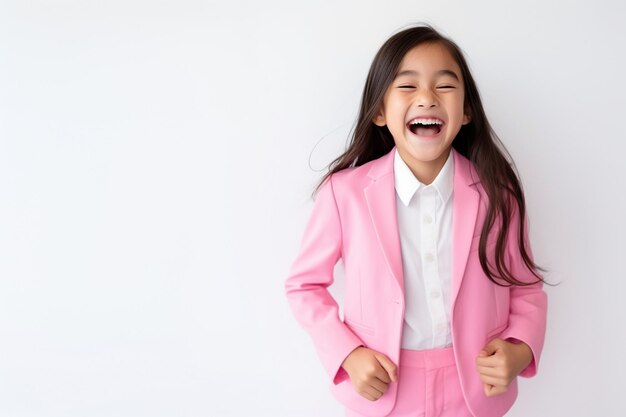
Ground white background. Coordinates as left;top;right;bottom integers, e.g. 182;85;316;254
1;1;625;416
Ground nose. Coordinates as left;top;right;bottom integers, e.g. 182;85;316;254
415;89;437;108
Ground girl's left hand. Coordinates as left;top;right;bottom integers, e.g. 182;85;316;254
475;338;533;397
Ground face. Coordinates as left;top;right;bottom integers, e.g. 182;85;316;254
373;42;471;182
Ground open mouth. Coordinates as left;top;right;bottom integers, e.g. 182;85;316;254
407;118;444;136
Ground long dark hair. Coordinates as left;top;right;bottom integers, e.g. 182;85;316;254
312;24;548;287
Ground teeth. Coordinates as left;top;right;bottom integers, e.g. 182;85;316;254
409;118;442;125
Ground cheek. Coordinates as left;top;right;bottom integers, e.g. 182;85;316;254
383;102;405;126
447;100;467;123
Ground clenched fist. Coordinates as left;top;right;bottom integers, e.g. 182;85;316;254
475;338;533;397
340;346;398;401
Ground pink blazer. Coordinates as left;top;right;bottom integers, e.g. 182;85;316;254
284;146;547;417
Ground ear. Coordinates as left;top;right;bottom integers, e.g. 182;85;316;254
373;110;386;127
462;109;471;125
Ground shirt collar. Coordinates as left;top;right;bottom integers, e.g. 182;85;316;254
394;147;454;207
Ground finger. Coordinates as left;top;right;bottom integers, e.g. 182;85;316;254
476;365;503;378
478;373;507;388
376;370;390;384
476;355;499;368
373;362;391;384
484;383;507;397
374;352;398;382
360;384;384;401
369;376;390;394
480;341;498;357
359;390;376;401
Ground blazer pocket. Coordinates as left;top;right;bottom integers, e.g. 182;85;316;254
344;318;375;336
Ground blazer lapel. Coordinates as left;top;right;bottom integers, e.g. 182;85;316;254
450;149;480;311
364;147;404;295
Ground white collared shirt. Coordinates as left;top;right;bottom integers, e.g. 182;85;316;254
394;148;454;350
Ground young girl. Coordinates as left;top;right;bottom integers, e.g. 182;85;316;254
284;24;548;417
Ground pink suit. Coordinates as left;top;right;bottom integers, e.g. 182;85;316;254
284;146;547;417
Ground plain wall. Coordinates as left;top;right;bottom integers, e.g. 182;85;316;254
1;0;625;416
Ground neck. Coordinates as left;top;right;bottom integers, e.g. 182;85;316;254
401;147;451;185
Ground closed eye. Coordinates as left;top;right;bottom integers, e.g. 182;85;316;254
398;86;415;89
437;85;455;89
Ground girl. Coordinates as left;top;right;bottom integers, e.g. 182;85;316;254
284;24;548;417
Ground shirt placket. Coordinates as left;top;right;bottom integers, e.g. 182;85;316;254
419;186;448;348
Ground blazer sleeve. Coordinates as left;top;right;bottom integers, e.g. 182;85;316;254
284;175;364;385
499;203;548;378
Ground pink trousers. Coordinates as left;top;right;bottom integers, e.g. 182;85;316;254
344;347;474;417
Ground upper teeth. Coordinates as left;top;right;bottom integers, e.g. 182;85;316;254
410;118;442;125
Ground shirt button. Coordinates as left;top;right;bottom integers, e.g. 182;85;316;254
430;290;440;299
424;253;435;262
436;323;446;333
423;215;433;224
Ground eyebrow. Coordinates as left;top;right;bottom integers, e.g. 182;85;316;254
395;69;460;81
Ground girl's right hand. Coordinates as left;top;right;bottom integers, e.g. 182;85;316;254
340;346;398;401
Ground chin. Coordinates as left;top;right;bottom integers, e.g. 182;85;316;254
404;142;450;160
